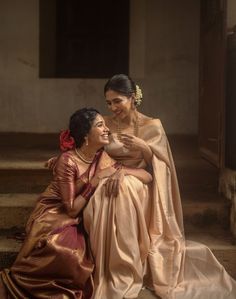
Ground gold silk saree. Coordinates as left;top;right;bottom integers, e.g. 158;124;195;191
0;150;115;299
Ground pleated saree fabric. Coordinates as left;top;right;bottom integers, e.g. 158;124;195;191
83;118;236;299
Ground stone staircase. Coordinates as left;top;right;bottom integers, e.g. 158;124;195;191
0;134;235;298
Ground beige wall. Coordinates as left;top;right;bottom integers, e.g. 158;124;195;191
228;0;236;28
0;0;200;134
133;0;200;134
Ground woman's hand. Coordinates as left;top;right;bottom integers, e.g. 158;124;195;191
97;167;117;179
89;175;100;188
120;133;146;151
104;169;124;197
120;133;153;164
45;156;58;170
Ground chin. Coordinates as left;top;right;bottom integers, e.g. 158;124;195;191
98;140;109;147
113;112;123;118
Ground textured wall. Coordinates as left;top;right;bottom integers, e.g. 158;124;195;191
0;0;200;134
134;0;200;134
228;0;236;28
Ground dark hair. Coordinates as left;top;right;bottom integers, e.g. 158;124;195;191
69;107;99;148
104;74;136;97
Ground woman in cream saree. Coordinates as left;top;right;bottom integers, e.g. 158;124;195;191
83;74;236;299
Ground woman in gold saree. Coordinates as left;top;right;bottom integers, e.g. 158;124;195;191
83;74;236;299
0;108;116;299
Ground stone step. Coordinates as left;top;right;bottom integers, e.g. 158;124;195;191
0;193;230;230
0;148;56;193
182;193;231;230
0;168;52;193
0;194;37;229
0;133;58;149
0;229;235;279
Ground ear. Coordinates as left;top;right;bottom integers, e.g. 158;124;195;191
131;94;136;110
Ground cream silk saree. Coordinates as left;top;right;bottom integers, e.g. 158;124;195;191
83;118;236;299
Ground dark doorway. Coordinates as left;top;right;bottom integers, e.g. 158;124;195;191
39;0;130;78
199;0;227;167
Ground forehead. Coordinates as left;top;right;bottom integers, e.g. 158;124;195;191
105;90;126;101
93;114;104;123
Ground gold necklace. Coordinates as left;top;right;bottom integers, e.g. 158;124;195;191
74;148;94;164
117;112;139;141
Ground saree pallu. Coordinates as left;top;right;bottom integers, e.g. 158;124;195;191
84;118;236;299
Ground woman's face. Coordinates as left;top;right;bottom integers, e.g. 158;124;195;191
87;114;110;147
105;90;134;119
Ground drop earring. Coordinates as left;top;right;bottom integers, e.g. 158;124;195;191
85;137;88;146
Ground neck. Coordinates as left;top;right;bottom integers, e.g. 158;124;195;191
117;110;138;126
116;110;140;139
79;144;97;159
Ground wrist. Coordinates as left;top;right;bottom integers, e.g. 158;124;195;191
139;140;148;151
80;183;96;201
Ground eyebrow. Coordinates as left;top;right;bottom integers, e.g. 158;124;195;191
94;120;103;126
106;98;122;103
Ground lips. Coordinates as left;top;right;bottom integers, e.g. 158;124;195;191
114;110;122;116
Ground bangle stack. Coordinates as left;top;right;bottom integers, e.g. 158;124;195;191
80;183;96;201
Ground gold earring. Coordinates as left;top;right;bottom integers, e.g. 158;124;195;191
85;137;88;146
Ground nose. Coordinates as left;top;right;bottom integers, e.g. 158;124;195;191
110;103;117;112
104;124;109;132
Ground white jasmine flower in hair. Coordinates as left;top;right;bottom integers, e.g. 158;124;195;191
135;85;143;106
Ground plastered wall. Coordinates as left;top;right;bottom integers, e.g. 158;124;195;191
0;0;200;134
228;0;236;29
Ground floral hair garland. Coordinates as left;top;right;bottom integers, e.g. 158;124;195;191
59;129;75;152
134;85;143;106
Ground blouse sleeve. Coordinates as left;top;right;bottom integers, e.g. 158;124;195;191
54;152;78;212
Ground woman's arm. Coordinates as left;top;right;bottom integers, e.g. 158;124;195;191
122;167;152;184
136;141;153;164
56;153;99;218
66;175;99;217
67;195;87;218
103;165;152;198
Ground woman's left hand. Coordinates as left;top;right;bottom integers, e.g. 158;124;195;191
45;156;58;170
120;133;146;151
104;169;124;197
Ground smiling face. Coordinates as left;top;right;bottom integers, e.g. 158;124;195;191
87;114;110;147
105;90;135;120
